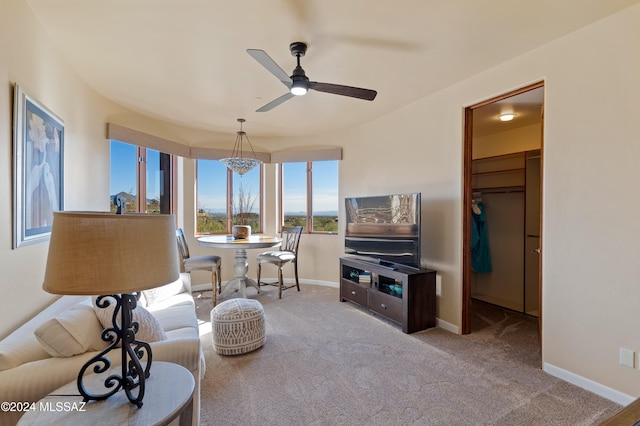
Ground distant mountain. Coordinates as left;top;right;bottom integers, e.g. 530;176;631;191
198;208;227;215
199;209;338;216
110;192;136;205
110;192;158;204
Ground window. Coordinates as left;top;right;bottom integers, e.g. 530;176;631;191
109;140;176;214
281;162;307;229
196;159;262;234
281;160;338;233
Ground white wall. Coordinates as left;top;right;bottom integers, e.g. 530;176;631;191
539;5;640;399
473;123;542;159
2;0;640;402
0;0;115;338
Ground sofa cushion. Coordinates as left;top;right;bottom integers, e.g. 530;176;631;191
93;296;168;343
0;337;50;371
142;277;185;306
145;292;194;314
151;302;199;333
33;305;107;358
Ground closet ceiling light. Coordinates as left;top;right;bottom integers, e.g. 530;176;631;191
499;113;516;122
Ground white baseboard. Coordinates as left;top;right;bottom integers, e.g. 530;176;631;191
543;362;635;406
263;278;338;288
191;282;213;293
436;317;459;334
191;278;338;293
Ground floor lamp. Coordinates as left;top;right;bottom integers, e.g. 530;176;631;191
42;211;179;408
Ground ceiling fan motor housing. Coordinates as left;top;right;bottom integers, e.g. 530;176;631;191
289;42;307;57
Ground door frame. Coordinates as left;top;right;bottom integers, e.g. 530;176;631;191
461;81;544;335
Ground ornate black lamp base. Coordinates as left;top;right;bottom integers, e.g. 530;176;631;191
77;293;152;408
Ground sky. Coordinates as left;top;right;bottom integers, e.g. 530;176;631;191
110;141;138;196
284;160;339;213
110;140;338;214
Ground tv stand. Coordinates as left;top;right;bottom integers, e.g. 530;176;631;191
339;256;436;333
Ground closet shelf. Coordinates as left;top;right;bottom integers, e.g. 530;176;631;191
471;186;525;193
471;167;524;177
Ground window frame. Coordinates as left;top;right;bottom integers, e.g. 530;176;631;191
109;141;178;216
278;160;338;235
195;160;264;235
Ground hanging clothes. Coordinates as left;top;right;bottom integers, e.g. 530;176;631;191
471;201;492;273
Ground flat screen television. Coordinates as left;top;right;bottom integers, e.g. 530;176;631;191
344;192;421;269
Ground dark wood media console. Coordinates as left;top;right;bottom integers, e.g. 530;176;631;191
339;256;436;333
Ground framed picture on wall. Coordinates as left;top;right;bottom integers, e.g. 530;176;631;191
13;83;64;248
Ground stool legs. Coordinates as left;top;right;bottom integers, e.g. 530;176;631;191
257;263;262;288
211;270;217;306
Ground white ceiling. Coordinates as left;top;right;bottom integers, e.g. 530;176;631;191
473;87;544;137
25;0;639;140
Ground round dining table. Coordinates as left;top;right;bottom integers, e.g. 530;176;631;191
197;234;282;298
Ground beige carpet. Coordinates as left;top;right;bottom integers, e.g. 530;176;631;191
194;284;621;425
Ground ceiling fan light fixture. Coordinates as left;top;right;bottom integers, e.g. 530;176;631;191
499;112;516;121
291;83;308;96
290;69;309;96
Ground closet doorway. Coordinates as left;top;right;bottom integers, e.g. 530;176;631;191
462;82;544;341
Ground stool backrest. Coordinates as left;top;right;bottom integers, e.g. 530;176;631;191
176;228;191;260
281;226;303;255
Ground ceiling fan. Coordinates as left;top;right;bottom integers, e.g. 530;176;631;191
247;42;377;112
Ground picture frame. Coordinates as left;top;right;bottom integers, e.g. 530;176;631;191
13;83;64;248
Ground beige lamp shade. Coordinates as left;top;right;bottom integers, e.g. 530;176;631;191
43;212;180;295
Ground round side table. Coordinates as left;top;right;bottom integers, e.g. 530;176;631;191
18;361;194;426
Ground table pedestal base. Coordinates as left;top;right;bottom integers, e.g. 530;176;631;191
221;248;261;298
197;235;282;302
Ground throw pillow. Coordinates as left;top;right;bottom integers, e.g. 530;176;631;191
93;296;168;343
34;305;107;358
142;277;185;306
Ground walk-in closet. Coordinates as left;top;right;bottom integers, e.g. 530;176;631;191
463;84;544;336
470;150;540;316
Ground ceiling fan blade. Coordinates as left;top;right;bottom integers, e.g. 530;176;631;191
246;49;292;87
310;82;377;101
256;92;296;112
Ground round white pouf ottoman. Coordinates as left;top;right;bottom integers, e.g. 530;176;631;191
211;298;265;355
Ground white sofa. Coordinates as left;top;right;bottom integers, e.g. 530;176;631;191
0;273;205;426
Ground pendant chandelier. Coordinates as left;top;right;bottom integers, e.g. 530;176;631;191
220;118;261;175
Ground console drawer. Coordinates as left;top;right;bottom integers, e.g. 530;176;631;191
340;279;368;306
368;290;403;324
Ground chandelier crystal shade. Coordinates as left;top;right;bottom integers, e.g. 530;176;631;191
220;118;261;175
